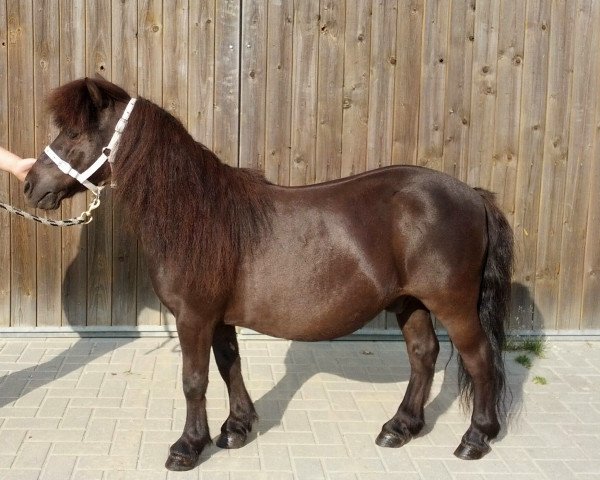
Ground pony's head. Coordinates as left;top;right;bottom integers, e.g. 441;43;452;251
24;77;131;209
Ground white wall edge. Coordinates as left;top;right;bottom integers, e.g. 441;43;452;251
0;325;599;341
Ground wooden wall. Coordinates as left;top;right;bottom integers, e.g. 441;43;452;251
0;0;599;332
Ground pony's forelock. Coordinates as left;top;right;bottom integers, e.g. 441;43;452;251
47;78;130;132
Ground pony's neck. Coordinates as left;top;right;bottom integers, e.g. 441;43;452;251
111;97;273;299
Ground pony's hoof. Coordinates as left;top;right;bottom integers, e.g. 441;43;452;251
216;431;247;449
165;451;198;471
454;440;491;460
375;430;410;448
165;437;204;471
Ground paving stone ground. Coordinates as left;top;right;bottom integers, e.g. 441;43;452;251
0;337;598;480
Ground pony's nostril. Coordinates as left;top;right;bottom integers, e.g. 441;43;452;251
23;180;32;196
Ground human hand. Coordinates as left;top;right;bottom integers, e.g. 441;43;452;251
12;158;36;182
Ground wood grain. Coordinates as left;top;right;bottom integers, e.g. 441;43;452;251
316;0;345;182
490;0;525;224
111;0;139;327
392;0;423;167
442;0;475;180
86;0;113;326
417;0;449;172
341;0;371;177
0;0;598;332
34;0;61;327
0;0;10;326
366;0;397;172
264;0;293;185
467;0;500;188
534;0;576;330
136;0;163;326
290;0;319;185
213;0;240;167
240;0;267;171
512;0;551;330
558;0;599;329
8;0;36;327
59;0;87;327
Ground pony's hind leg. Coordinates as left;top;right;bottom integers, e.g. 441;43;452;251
376;298;439;448
212;322;258;449
438;306;502;460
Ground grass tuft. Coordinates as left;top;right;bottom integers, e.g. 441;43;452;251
515;354;532;369
521;338;546;357
533;376;547;385
504;336;546;357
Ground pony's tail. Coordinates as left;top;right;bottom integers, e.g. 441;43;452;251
458;188;513;426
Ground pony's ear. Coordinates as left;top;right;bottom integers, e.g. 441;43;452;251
84;77;105;110
93;72;107;82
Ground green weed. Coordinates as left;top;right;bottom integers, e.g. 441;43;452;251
515;354;532;369
504;336;546;357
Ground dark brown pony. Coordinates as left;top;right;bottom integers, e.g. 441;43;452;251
24;78;513;471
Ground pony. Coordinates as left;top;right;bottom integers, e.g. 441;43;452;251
24;77;513;471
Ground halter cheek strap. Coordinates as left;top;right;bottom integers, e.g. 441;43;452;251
44;97;137;196
43;146;103;195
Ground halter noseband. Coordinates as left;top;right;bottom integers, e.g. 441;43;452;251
44;97;137;196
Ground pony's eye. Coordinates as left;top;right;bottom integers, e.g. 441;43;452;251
68;130;79;139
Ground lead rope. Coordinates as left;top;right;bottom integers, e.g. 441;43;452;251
0;193;101;227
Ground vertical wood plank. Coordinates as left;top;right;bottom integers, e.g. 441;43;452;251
366;0;397;172
0;0;10;326
490;0;525;227
581;7;600;328
534;0;576;330
367;0;397;331
137;0;162;104
442;0;475;180
8;0;36;327
214;0;240;167
340;0;371;177
161;0;188;327
264;0;293;185
290;0;320;185
188;0;215;147
315;0;345;182
240;0;267;171
557;0;598;330
86;0;112;326
60;0;88;327
511;0;551;329
391;0;422;167
162;0;188;120
136;0;163;325
34;0;61;327
111;0;138;327
416;0;449;172
467;0;500;188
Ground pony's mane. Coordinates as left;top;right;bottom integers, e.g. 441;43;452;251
114;96;274;299
51;79;274;300
47;78;130;132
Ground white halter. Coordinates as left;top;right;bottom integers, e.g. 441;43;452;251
44;98;137;196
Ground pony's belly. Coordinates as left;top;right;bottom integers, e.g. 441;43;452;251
224;257;393;341
225;297;384;341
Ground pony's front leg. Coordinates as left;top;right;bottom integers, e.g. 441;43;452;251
166;315;215;471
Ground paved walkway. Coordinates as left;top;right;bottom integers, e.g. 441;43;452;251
0;337;598;480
